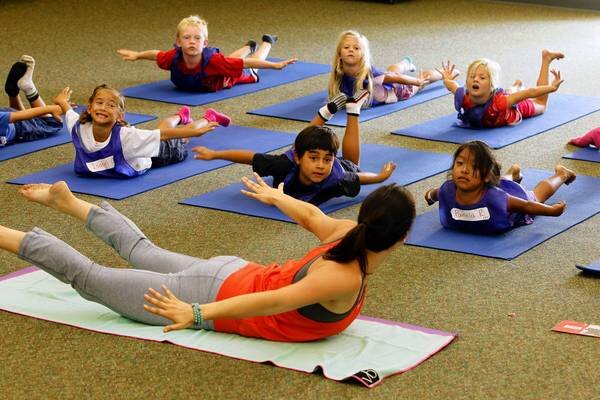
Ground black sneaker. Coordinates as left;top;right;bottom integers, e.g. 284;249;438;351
246;40;257;53
249;68;259;83
5;62;27;97
261;34;278;45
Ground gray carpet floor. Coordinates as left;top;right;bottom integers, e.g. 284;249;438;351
0;1;599;398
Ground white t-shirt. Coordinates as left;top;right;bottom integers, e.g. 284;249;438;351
66;109;161;172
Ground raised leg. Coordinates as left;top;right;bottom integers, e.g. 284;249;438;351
532;49;564;108
532;165;575;203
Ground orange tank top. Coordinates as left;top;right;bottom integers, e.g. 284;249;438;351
214;241;366;342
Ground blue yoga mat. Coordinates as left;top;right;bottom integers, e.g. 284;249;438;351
392;94;600;149
248;81;449;127
180;145;452;222
8;126;294;200
406;169;600;260
121;60;330;106
576;259;600;275
563;147;600;163
0;107;156;162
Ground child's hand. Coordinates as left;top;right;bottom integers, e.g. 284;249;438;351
274;57;297;69
378;161;397;181
194;121;219;136
117;49;139;61
550;69;564;91
436;60;458;82
192;146;216;160
550;200;566;216
241;173;284;205
53;87;72;106
424;188;438;206
50;105;63;122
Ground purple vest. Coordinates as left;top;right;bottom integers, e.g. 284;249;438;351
454;87;503;128
282;148;346;203
72;122;144;178
340;67;384;105
438;179;532;234
170;46;219;91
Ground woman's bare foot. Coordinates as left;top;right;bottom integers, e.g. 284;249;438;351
20;181;76;213
506;164;523;183
542;49;565;63
555;164;576;185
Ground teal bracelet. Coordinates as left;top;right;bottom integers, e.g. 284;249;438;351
192;303;202;326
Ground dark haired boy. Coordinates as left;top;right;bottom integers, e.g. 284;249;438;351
193;91;396;204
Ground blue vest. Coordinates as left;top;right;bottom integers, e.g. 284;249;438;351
72;122;144;178
454;87;504;128
282;148;346;203
438;179;530;234
170;46;219;91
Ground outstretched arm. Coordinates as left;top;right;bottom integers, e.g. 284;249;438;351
357;161;396;185
437;60;459;94
507;195;565;216
9;105;63;123
159;122;219;140
383;72;426;87
241;173;356;242
243;57;297;70
192;146;255;164
506;70;563;107
117;49;160;61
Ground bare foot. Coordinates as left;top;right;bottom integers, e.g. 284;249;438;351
506;164;523;183
20;181;76;212
542;49;565;62
555;164;576;185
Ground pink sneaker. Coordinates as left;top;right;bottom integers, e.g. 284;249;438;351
176;106;193;125
203;108;231;127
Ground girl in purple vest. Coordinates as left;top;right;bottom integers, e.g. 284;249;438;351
327;30;446;108
53;85;230;178
424;141;575;234
437;50;564;128
117;15;296;92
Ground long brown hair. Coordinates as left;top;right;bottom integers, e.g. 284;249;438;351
324;184;415;275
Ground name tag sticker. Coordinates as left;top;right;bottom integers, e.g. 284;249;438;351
86;156;115;172
450;207;490;221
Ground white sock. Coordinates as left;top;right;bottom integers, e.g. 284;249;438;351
17;55;37;98
318;93;347;121
345;90;370;116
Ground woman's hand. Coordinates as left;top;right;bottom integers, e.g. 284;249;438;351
143;285;195;333
241;173;284;205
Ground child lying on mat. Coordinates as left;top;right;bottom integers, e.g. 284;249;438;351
117;15;296;92
327;30;446;108
4;179;415;342
193;91;397;205
424;140;575;234
53;85;230;178
437;50;564;128
569;127;600;148
1;55;63;146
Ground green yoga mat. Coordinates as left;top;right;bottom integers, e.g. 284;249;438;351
0;267;456;387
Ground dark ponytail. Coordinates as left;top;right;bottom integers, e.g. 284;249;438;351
324;184;416;275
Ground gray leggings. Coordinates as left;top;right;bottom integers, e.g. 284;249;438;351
17;202;247;330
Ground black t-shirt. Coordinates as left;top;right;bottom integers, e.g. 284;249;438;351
252;153;361;205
